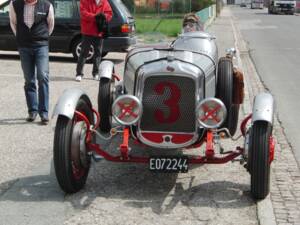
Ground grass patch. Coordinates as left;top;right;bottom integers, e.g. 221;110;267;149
135;18;182;37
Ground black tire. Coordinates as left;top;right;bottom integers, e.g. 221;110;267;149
98;78;114;132
248;121;272;200
71;38;95;63
216;57;239;136
53;98;93;193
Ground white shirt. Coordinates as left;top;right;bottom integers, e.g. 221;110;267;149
9;0;55;36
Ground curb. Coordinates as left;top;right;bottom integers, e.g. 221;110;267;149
229;9;277;225
257;195;277;225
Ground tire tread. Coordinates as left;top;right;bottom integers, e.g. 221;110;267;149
250;121;271;199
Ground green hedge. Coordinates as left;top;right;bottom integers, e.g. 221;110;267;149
122;0;215;15
135;18;182;37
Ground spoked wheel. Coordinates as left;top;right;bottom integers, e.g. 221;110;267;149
248;121;272;199
98;78;115;133
54;98;93;193
217;57;239;136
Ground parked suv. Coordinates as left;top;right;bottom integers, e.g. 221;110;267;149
0;0;136;60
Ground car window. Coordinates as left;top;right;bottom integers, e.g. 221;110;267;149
0;1;10;16
53;0;74;19
112;0;132;18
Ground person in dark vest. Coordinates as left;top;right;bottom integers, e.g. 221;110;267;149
9;0;54;125
75;0;112;82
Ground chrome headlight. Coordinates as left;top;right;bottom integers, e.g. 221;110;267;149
196;98;227;129
112;95;142;125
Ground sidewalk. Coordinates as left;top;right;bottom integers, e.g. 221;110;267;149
219;6;300;225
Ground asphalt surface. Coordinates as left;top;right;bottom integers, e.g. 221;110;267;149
231;6;300;165
0;9;261;225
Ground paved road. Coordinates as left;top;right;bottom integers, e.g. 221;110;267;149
0;10;260;225
231;6;300;165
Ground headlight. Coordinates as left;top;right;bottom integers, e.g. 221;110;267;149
196;98;227;129
112;95;142;125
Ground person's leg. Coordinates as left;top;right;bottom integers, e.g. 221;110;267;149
76;35;92;79
35;45;49;123
18;47;38;121
92;37;101;78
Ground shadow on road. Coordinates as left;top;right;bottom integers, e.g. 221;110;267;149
0;118;42;125
254;12;269;15
0;159;255;215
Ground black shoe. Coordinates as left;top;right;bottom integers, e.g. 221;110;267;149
26;112;37;122
41;116;49;125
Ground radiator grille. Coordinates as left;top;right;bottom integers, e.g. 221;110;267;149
140;75;196;132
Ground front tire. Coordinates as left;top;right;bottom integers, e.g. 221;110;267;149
98;78;115;132
248;121;272;199
216;57;240;136
53;98;93;193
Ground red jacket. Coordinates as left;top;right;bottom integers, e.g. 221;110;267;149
80;0;113;37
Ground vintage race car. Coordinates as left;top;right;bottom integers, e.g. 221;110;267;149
52;31;275;200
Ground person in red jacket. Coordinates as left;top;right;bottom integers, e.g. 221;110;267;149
75;0;112;81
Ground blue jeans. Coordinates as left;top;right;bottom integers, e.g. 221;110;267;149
19;46;49;118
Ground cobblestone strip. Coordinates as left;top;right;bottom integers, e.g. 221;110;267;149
230;9;300;225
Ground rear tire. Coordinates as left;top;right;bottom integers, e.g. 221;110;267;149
53;98;93;193
216;57;239;136
72;38;95;63
248;121;272;199
98;78;114;132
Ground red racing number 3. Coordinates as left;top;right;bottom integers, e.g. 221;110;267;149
154;81;181;123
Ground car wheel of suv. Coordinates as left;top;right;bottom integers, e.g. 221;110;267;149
72;38;95;63
216;57;239;136
72;39;108;62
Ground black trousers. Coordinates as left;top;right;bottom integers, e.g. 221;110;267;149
76;35;102;77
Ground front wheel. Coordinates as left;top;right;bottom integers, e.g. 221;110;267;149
248;121;272;199
53;98;93;193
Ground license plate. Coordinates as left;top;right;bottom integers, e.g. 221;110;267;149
149;156;188;173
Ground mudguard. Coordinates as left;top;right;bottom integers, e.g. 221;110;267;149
252;92;274;125
99;60;114;80
52;88;93;120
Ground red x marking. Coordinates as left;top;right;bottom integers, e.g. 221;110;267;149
200;104;221;123
117;100;138;119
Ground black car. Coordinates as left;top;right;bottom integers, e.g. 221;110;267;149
0;0;136;60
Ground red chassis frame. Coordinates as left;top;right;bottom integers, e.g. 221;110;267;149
74;109;275;165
